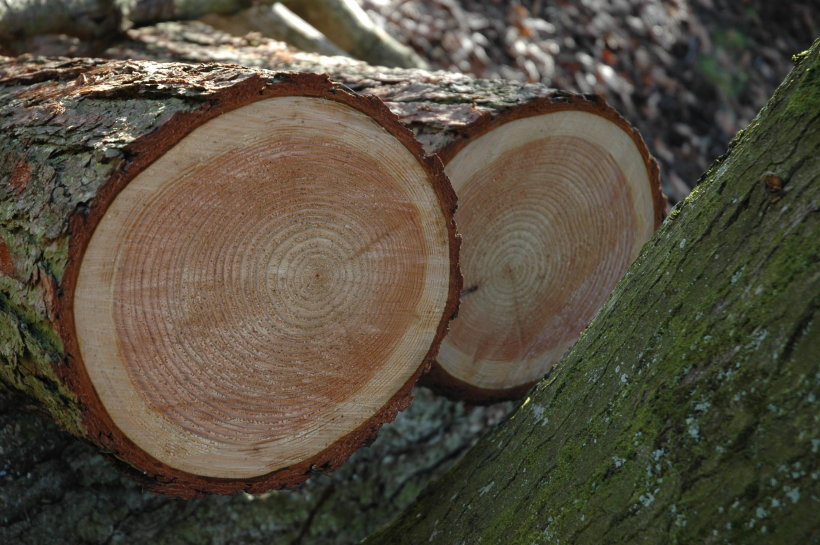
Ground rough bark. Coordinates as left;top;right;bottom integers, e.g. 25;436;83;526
0;387;513;544
105;22;666;404
0;57;460;497
363;39;820;544
104;21;570;155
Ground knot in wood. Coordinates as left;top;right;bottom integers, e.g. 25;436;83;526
763;171;783;193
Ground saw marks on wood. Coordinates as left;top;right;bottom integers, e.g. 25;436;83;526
75;97;450;478
439;111;655;392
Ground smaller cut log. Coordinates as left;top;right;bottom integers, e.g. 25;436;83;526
428;100;665;403
0;58;460;497
106;22;666;403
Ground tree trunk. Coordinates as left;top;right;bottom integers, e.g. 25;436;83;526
107;22;667;403
0;58;460;498
363;38;820;544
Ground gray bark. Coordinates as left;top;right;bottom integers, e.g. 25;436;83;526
104;21;596;156
0;388;512;544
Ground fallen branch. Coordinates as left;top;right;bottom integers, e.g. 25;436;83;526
283;0;429;68
201;3;349;57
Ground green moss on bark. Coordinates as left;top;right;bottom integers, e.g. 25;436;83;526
364;38;820;545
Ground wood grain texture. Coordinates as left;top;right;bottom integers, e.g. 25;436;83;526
103;22;666;402
437;110;656;398
0;57;460;496
76;96;450;478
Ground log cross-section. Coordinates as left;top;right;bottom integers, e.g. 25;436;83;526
430;99;664;402
105;22;666;403
0;58;460;497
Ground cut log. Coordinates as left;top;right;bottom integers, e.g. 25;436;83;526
430;100;664;403
107;22;666;403
0;58;460;497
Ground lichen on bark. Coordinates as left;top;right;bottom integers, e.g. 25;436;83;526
364;38;820;545
0;58;224;439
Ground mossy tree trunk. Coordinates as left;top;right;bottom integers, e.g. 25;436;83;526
364;39;820;545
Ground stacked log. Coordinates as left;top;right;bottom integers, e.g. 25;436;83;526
0;23;664;498
109;22;666;402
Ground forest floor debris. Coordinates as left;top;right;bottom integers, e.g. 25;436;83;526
360;0;818;202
